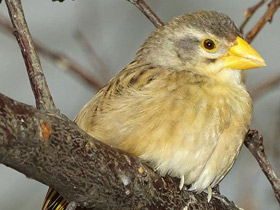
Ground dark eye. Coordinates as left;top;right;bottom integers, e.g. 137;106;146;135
204;39;215;49
201;38;218;52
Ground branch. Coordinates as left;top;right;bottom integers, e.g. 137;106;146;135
245;0;280;43
241;0;280;112
37;44;102;90
5;0;57;112
239;0;267;33
126;0;164;27
0;92;239;210
52;0;164;28
244;130;280;204
0;15;102;90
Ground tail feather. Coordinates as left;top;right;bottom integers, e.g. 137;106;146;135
42;188;69;210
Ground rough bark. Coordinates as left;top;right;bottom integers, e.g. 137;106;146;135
245;131;280;203
0;92;239;210
5;0;57;112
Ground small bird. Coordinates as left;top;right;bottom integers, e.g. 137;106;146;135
42;10;265;209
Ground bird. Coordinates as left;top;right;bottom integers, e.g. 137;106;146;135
42;10;265;210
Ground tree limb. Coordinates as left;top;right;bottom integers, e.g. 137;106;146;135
244;130;280;204
0;92;239;210
2;0;279;208
5;0;57;112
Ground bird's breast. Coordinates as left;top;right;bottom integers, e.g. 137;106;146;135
82;72;252;190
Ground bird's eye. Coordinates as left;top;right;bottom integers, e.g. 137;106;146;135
201;38;218;52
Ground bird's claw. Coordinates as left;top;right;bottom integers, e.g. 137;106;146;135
179;175;184;190
207;186;212;202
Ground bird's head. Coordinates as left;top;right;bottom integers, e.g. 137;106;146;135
137;11;265;81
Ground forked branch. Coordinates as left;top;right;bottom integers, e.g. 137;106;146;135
245;0;280;43
5;0;57;112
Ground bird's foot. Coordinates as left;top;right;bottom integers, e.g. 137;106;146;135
179;175;184;190
213;184;220;195
66;201;77;210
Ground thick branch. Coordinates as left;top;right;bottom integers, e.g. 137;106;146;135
244;130;280;204
5;0;57;112
0;92;239;210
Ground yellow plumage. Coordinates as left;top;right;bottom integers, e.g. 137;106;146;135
42;10;265;209
75;61;252;192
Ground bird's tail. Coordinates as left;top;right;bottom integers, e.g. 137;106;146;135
42;188;69;210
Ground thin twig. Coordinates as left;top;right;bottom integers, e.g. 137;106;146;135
37;45;102;90
4;0;57;112
240;0;267;33
74;31;110;83
126;0;164;27
52;0;164;28
251;74;280;100
245;130;280;204
241;0;280;100
245;0;280;43
0;15;102;90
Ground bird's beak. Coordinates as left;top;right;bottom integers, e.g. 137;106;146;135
220;36;266;70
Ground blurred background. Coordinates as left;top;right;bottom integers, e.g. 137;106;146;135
0;0;279;209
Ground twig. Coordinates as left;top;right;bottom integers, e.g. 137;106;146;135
240;0;267;33
245;130;280;204
0;15;102;90
4;0;57;112
241;0;280;99
74;31;110;83
37;45;102;90
251;74;280;100
126;0;164;28
245;0;280;43
52;0;164;28
0;93;240;210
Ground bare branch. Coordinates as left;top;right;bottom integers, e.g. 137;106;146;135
126;0;164;28
0;92;240;210
240;0;280;100
52;0;164;27
245;0;280;43
37;45;102;90
5;0;57;112
239;0;267;33
244;130;280;204
0;15;102;90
